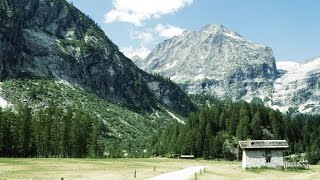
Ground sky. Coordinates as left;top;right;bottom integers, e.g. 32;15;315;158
68;0;320;62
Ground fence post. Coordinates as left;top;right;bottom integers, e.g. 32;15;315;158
284;162;286;169
195;172;197;180
134;169;136;178
154;166;156;172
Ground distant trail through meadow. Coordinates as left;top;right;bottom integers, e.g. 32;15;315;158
147;166;206;180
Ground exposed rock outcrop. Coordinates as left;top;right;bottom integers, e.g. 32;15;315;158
138;25;277;100
0;0;196;115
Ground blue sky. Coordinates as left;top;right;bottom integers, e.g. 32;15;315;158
69;0;320;62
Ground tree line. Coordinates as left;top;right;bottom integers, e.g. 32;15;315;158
149;95;320;164
0;104;108;158
1;95;320;164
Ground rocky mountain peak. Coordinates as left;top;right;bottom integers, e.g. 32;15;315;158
136;24;277;100
200;24;243;39
200;24;222;33
135;21;320;114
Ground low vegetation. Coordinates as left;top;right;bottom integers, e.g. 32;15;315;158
0;158;319;180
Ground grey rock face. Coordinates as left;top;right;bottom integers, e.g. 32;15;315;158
0;0;196;115
139;24;320;114
141;25;277;100
270;59;320;114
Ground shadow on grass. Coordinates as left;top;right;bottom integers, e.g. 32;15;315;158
246;166;309;173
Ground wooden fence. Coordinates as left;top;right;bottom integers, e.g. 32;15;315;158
284;161;310;170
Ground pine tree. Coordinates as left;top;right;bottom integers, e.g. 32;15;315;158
89;120;99;158
236;106;250;140
269;110;282;139
21;105;33;157
51;108;63;157
0;108;4;156
73;111;92;157
228;104;239;135
219;112;226;130
0;110;15;157
203;120;212;159
251;111;262;139
181;129;193;154
62;108;73;157
211;132;225;159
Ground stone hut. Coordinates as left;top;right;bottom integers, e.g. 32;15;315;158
238;140;289;169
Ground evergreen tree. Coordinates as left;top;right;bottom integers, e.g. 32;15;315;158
236;106;250;140
73;111;92;157
211;132;225;159
219;112;226;130
18;105;33;157
0;110;15;157
251;111;262;139
62;108;73;157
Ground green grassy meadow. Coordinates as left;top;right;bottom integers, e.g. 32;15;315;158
0;158;319;180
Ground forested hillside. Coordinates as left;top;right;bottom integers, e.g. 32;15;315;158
149;95;320;164
0;0;196;158
0;79;185;158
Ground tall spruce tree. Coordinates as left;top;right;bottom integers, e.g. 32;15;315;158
251;111;262;139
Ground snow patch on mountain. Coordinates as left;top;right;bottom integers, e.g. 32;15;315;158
268;58;320;114
0;96;9;108
121;46;151;60
276;61;300;72
0;83;11;108
166;109;185;124
224;32;243;40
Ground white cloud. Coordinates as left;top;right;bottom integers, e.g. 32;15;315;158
154;24;185;38
121;46;151;59
105;0;194;26
130;31;154;45
123;24;184;59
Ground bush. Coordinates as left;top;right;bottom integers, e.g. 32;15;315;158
306;151;320;165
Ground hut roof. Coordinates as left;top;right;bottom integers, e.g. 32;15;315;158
239;140;289;149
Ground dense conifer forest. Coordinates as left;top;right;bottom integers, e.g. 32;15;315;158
1;94;320;164
0;105;108;158
149;95;320;164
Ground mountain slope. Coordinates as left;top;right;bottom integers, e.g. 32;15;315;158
0;79;185;154
0;0;198;155
0;0;195;115
269;58;320;114
138;25;277;100
135;25;320;114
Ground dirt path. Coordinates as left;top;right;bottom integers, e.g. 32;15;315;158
147;166;206;180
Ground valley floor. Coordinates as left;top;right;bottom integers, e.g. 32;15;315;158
0;158;319;180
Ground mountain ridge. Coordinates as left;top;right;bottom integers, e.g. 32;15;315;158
270;58;320;113
0;0;196;115
0;0;198;154
134;24;320;114
137;24;277;99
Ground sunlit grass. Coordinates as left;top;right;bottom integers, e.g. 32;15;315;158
0;158;318;180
